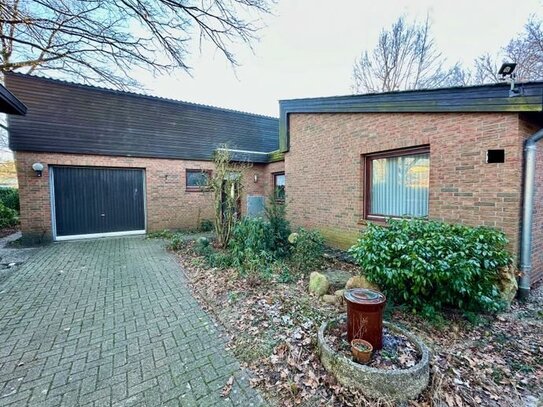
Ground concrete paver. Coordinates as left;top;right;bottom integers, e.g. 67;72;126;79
0;237;264;406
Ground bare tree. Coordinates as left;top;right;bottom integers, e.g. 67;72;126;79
0;0;272;89
352;16;462;94
474;17;543;84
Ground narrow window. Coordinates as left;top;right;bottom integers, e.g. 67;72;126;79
273;172;286;202
186;169;211;191
365;146;430;220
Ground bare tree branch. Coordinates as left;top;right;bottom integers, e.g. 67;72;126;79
352;16;463;94
0;0;273;88
474;16;543;84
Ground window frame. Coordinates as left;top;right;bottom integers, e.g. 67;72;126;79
185;169;212;192
364;145;430;221
273;171;286;203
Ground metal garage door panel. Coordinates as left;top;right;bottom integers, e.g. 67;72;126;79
52;167;145;237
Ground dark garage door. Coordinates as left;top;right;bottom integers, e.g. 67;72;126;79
52;167;145;238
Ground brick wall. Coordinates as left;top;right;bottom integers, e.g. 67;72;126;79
284;112;526;257
15;151;282;242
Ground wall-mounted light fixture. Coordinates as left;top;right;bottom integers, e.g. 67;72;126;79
254;174;259;183
32;162;44;177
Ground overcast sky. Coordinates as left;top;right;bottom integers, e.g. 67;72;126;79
134;0;542;117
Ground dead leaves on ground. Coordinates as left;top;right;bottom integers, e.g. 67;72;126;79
174;242;542;406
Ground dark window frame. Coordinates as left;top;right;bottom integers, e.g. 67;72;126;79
185;169;212;192
273;171;286;203
364;145;430;221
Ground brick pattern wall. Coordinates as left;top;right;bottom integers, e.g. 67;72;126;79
521;118;543;284
15;151;282;241
284;112;526;257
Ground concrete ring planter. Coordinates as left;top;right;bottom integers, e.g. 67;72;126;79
318;320;430;402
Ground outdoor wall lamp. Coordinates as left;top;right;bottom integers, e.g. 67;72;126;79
32;162;44;177
254;174;259;183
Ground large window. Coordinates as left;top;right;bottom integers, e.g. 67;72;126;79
274;172;286;202
365;146;430;219
186;169;211;191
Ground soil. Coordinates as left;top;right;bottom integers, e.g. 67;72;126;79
170;239;543;407
0;226;19;239
325;319;421;370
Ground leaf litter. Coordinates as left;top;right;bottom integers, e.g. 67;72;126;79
173;241;543;406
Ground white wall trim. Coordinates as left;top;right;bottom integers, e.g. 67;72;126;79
55;230;146;241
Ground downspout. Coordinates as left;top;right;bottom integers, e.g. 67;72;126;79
519;128;543;300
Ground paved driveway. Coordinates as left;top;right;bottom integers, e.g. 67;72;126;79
0;238;264;406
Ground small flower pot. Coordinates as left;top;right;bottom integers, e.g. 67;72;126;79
351;339;373;364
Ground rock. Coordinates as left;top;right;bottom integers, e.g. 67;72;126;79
498;265;518;305
335;289;345;297
323;294;339;305
318;321;430;402
346;275;379;291
323;269;352;291
309;272;329;296
335;289;345;304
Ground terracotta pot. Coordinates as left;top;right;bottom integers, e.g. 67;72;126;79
351;338;373;364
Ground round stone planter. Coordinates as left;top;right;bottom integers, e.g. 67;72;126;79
318;320;430;402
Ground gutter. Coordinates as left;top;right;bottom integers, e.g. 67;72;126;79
519;128;543;300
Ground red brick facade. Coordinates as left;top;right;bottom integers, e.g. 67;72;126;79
15;151;283;242
284;112;542;283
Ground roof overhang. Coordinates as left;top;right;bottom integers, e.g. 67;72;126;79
0;82;27;115
278;82;543;152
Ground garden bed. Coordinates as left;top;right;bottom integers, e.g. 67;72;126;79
319;320;429;402
324;317;422;370
166;236;542;406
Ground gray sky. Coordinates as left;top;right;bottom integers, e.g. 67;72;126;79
75;0;543;118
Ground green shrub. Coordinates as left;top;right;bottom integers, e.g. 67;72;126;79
289;228;325;273
166;233;187;251
0;202;18;228
147;229;175;239
265;196;291;258
348;219;512;316
199;219;214;232
229;218;275;275
0;188;19;212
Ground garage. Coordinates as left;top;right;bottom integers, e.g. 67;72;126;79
51;166;146;240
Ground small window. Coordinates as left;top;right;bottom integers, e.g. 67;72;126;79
365;146;430;220
274;172;286;202
487;149;505;163
186;169;211;191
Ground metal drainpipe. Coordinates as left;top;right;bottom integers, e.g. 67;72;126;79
519;128;543;300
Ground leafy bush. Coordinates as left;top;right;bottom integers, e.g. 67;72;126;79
229;218;275;275
166;233;187;251
147;229;175;239
199;219;214;232
0;188;19;212
265;196;291;258
289;228;325;273
348;219;512;316
0;202;18;228
195;236;234;269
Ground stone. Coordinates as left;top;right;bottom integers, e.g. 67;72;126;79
309;272;329;296
322;294;339;305
323;269;352;291
318;321;430;402
345;275;379;291
334;289;345;304
498;265;518;305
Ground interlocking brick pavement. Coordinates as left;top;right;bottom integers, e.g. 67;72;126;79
0;237;265;406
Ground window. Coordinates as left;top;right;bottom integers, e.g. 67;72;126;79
365;146;429;219
274;172;286;202
186;169;211;191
